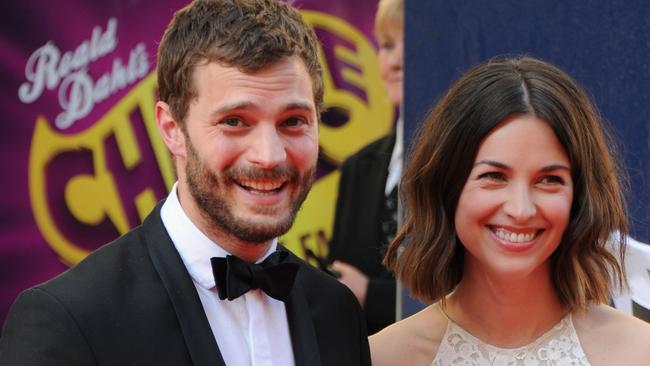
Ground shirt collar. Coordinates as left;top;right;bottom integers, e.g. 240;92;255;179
160;182;277;289
386;115;403;195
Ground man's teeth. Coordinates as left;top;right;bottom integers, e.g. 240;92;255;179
239;179;283;191
494;228;535;243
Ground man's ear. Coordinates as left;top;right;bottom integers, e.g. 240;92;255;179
155;101;186;159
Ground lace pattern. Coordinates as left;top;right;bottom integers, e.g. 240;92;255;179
431;314;591;366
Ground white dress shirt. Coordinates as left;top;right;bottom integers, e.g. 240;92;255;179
385;116;403;196
160;183;295;366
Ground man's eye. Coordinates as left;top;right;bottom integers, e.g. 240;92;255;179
282;117;306;127
221;117;243;127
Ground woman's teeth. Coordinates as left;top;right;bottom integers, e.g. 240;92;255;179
494;228;535;243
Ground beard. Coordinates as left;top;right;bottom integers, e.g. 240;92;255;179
184;138;315;243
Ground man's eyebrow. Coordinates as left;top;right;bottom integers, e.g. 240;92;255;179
283;102;315;114
209;101;315;116
210;101;256;116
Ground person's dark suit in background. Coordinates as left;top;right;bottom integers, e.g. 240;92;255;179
330;133;397;334
328;0;403;335
0;0;370;365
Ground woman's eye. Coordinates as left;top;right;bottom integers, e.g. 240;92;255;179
478;172;506;181
380;41;395;51
539;175;565;185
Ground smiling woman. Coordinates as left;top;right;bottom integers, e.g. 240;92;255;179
369;56;650;366
455;114;574;282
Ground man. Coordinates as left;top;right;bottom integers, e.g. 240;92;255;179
0;1;370;365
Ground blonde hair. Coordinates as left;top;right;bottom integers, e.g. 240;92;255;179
375;0;403;42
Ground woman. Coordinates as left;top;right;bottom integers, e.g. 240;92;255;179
370;56;650;365
328;0;403;334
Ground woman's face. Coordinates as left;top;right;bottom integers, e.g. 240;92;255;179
454;115;573;280
377;25;403;106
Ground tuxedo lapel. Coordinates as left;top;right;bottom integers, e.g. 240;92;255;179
281;248;321;366
142;204;226;366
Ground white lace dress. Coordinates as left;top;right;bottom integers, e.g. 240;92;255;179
431;314;591;366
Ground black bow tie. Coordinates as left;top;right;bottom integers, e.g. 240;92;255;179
211;251;299;302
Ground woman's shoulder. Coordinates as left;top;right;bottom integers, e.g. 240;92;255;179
573;304;650;365
574;303;650;337
370;303;447;366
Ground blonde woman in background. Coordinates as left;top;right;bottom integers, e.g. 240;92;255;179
328;0;404;335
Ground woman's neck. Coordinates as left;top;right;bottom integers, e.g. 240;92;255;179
444;262;566;348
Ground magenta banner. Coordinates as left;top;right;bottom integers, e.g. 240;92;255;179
0;0;392;325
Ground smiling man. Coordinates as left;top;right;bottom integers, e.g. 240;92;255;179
165;57;319;260
0;1;370;365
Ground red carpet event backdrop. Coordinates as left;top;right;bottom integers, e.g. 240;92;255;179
0;0;393;324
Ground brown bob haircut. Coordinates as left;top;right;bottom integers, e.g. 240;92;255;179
157;0;323;125
385;56;627;312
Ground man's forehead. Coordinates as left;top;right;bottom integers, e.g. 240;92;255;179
184;66;315;122
192;57;313;95
193;55;310;78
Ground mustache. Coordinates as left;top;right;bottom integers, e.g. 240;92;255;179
223;165;299;181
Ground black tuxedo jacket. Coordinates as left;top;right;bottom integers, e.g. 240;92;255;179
328;134;396;335
0;202;370;366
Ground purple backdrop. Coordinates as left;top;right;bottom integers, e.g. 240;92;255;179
0;0;382;326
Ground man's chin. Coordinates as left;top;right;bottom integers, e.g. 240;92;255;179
217;213;295;244
228;225;290;244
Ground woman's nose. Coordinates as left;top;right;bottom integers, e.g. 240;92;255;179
503;185;537;223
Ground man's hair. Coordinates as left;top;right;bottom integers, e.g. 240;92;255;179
385;56;628;312
375;0;403;42
157;0;323;125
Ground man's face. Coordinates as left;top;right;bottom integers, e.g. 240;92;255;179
178;57;318;243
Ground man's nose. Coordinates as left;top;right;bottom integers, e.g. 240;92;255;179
247;125;286;169
503;184;537;223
